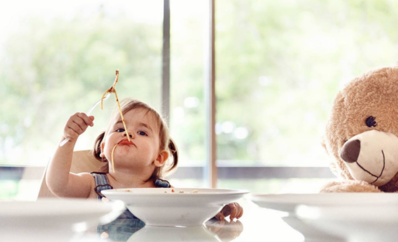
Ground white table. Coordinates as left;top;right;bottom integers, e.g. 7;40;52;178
74;199;313;242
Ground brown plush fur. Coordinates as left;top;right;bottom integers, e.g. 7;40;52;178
321;180;381;193
322;65;398;193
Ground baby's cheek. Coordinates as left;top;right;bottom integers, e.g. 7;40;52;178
103;146;113;160
138;145;155;161
103;142;117;159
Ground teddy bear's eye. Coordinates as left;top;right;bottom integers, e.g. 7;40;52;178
365;116;377;127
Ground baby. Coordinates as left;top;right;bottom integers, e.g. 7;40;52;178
46;98;243;221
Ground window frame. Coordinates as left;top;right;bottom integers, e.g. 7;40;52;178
162;0;335;187
2;0;336;189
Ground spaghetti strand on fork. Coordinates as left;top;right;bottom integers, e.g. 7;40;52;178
100;70;131;142
113;90;130;142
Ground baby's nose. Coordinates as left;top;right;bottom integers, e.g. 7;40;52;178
123;132;133;138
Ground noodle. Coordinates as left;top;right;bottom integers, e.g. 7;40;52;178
99;70;131;173
113;90;130;142
100;70;131;141
111;143;118;173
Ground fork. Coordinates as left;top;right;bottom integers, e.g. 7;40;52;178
59;92;111;147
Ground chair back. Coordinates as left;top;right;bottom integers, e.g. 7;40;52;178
37;150;104;199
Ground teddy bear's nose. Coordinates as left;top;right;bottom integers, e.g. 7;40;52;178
340;139;361;163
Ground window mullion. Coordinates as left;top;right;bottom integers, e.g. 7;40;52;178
161;0;171;125
204;0;217;188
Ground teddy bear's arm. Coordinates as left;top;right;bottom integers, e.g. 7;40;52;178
320;180;382;193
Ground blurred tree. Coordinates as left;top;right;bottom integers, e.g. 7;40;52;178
1;0;398;171
0;14;162;165
215;0;398;166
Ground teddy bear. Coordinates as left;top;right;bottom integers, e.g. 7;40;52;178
321;64;398;193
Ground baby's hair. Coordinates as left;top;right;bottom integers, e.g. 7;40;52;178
93;98;178;179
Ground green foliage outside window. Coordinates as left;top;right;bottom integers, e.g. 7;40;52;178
1;0;398;173
0;16;162;165
215;0;398;166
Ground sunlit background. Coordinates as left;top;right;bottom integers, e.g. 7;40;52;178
1;0;398;199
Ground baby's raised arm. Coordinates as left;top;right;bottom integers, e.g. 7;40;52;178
46;112;95;198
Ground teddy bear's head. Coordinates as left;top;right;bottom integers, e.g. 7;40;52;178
324;65;398;192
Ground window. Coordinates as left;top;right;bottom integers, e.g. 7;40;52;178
1;1;164;166
2;0;398;199
213;0;398;193
0;0;165;198
168;0;398;193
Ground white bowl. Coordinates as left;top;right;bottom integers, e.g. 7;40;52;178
296;204;398;242
250;193;398;213
251;193;398;241
0;198;125;242
102;188;248;227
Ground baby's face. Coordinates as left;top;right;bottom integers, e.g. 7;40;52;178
102;108;161;174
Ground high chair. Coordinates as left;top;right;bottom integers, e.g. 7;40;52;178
37;150;104;199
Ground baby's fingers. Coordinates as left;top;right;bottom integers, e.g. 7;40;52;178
234;203;244;220
226;203;243;220
215;211;225;221
64;113;94;140
71;113;94;129
223;202;243;221
229;203;239;220
77;112;94;127
69;115;87;133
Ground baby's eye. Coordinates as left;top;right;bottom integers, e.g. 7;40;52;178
115;128;125;132
138;131;148;136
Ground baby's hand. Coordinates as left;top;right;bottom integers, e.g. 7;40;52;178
63;112;94;142
215;202;243;221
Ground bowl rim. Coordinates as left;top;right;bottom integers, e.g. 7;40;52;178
102;187;249;196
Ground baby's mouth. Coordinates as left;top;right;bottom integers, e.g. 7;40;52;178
118;139;136;147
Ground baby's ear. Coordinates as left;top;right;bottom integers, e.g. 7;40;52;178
154;150;169;167
99;142;106;158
